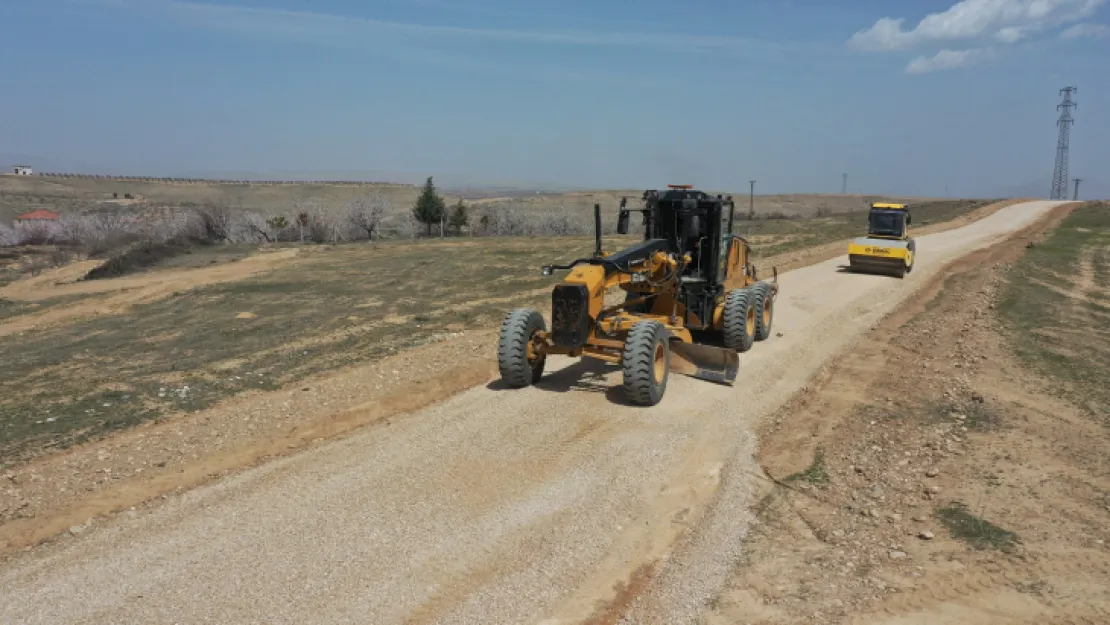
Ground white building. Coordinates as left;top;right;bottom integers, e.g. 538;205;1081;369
12;165;32;175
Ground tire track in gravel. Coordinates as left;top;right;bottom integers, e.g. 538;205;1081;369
0;201;1071;625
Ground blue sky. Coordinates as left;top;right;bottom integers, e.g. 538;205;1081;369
0;0;1107;196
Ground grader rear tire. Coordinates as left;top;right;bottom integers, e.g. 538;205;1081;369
723;288;756;352
498;308;547;387
754;282;774;342
622;320;669;406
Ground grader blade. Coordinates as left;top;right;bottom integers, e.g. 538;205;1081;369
669;341;739;385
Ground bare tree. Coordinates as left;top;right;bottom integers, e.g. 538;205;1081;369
293;198;321;243
345;192;388;241
0;223;19;246
13;220;62;246
196;201;233;242
239;212;276;243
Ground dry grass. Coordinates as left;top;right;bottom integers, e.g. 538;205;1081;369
997;201;1110;415
1;174;957;230
0;235;619;464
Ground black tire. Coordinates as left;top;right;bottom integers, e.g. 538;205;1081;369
723;287;756;352
498;308;546;387
754;282;774;341
622;320;669;406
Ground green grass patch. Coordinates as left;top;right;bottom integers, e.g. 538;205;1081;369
935;501;1020;552
0;297;21;319
0;292;96;322
785;447;830;486
996;201;1110;414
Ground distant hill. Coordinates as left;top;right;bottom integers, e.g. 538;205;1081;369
0;173;953;234
1000;176;1110;201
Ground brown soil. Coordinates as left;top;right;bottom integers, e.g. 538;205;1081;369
703;203;1110;624
0;330;495;555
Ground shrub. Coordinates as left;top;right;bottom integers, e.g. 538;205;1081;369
82;238;201;281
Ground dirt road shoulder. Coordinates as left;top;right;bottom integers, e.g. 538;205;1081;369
704;202;1110;624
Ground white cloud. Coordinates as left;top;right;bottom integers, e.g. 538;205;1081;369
1060;22;1110;37
82;0;807;57
905;48;990;74
849;0;1107;50
994;27;1026;42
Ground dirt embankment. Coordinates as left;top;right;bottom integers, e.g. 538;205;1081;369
705;202;1110;624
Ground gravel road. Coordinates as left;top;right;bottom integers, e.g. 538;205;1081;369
0;201;1067;625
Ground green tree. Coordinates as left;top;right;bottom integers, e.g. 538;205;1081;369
448;199;469;236
411;176;446;236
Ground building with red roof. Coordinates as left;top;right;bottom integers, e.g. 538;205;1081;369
14;209;61;223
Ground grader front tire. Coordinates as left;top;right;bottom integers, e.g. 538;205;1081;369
498;308;547;387
622;320;669;406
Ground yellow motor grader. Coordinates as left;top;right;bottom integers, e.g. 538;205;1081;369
496;185;779;406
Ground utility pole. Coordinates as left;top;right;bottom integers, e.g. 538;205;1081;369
748;180;755;220
1073;178;1082;201
1050;86;1077;200
842;173;847;194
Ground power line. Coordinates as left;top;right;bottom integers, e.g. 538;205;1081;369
1050;86;1077;200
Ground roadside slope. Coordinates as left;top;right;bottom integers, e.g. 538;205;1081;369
0;201;1068;625
702;201;1108;624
